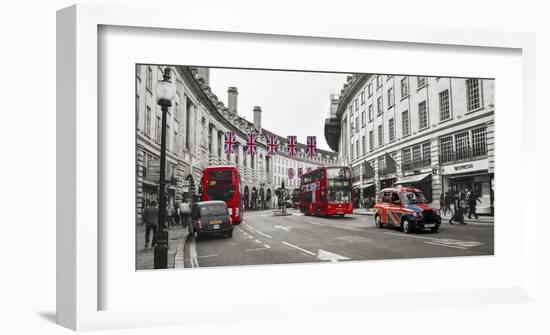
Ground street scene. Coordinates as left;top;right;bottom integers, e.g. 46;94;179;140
135;65;494;270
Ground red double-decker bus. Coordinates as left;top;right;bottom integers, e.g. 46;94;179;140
201;166;243;224
300;166;353;217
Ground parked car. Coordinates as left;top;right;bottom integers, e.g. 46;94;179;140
374;187;441;233
189;200;233;239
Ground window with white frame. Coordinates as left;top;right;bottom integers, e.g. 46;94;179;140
146;66;153;92
369;130;374;151
388;118;395;142
362;135;366;154
400;77;408;98
378;124;383;147
360;91;365;104
355;116;359;132
417;76;426;88
361;110;366;127
387;87;394;108
377;96;382;115
471;126;487;157
438;126;487;164
376;75;381;88
455;131;470;160
402;110;410;136
368;104;373;121
466;78;481;111
145;106;152;136
439;89;451;121
368;83;373;96
155;115;161;143
418;100;428;129
402;142;431;171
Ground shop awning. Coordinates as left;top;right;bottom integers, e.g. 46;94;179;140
359;182;374;189
395;172;431;185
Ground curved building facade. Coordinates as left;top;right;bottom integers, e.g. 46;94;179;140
325;74;494;214
136;65;337;221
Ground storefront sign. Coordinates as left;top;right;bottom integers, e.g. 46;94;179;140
441;159;489;175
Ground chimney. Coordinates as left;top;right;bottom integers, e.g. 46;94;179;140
253;106;262;129
228;87;238;116
197;67;210;86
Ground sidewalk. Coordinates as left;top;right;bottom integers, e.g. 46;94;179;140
136;224;189;270
352;208;494;225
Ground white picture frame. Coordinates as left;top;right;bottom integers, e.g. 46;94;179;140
57;3;537;331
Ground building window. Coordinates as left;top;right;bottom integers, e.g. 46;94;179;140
388;118;395;142
136;94;140;126
355;116;359;132
439;126;487;164
466;78;481;111
378;124;383;147
354;99;358;111
362;135;366;154
136;65;141;80
368;83;373;96
376;75;381;88
356;139;360;158
402;142;431;171
472;126;487;157
400;77;408;98
361;111;366;127
145;106;152;136
146;66;153;92
418;101;428;129
351;143;355;160
417;76;426;88
360;91;365;104
368;104;373;121
369;130;374;151
402;110;410;136
174;102;179;121
439;89;451;121
155;115;161;143
377;96;383;115
387;87;394;108
386;74;393;80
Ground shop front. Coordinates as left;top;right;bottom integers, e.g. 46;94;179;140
379;177;396;190
360;182;375;208
441;159;494;215
394;172;433;203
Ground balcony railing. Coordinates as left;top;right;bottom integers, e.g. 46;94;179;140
208;154;273;186
440;148;487;165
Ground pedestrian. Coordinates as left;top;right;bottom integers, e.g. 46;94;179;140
449;191;464;225
179;199;190;228
166;203;174;228
172;202;180;227
142;200;159;248
467;190;481;220
439;193;445;216
445;191;452;216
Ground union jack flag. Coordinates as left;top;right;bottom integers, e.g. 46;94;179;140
267;133;279;156
287;135;297;157
288;168;295;179
224;131;236;154
307;136;317;158
246;133;257;155
297;167;303;177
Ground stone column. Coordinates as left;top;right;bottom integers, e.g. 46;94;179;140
210;126;218;163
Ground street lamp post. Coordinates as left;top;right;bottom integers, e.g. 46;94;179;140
154;67;176;269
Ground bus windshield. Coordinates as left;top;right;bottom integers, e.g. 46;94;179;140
326;167;351;180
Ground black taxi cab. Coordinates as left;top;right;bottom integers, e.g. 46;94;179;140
189;200;233;240
374;187;441;233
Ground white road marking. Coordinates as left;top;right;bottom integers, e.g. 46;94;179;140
254;239;261;243
275;225;291;231
264;244;271;249
248;235;253;239
245;246;270;252
316;249;350;262
256;231;272;239
189;236;200;268
303;220;322;225
197;254;219;258
384;232;432;240
281;241;316;256
246;224;253;230
424;242;468;250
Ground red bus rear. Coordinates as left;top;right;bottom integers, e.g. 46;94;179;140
201;166;243;224
300;166;353;217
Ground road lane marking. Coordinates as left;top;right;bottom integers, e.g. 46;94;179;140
246;224;253;230
197;254;219;258
317;249;350;262
275;225;291;231
248;235;253;239
245;246;270;252
281;241;316;256
189;236;200;268
264;244;270;249
254;239;261;243
303;220;322;225
384;232;432;240
256;231;272;239
424;242;468;250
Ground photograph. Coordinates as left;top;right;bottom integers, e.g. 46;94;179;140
135;65;494;270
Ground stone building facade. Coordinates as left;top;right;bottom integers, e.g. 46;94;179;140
325;74;494;214
136;65;337;222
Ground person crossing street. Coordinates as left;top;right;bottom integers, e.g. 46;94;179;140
179;199;191;228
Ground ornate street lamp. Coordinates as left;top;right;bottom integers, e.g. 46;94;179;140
154;67;176;269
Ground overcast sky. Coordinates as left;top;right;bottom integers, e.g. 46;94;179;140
208;68;350;151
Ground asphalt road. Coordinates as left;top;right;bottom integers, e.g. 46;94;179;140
182;209;494;268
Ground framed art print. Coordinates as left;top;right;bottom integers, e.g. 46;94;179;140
57;4;537;331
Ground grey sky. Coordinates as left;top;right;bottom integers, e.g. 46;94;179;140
208;68;350;151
